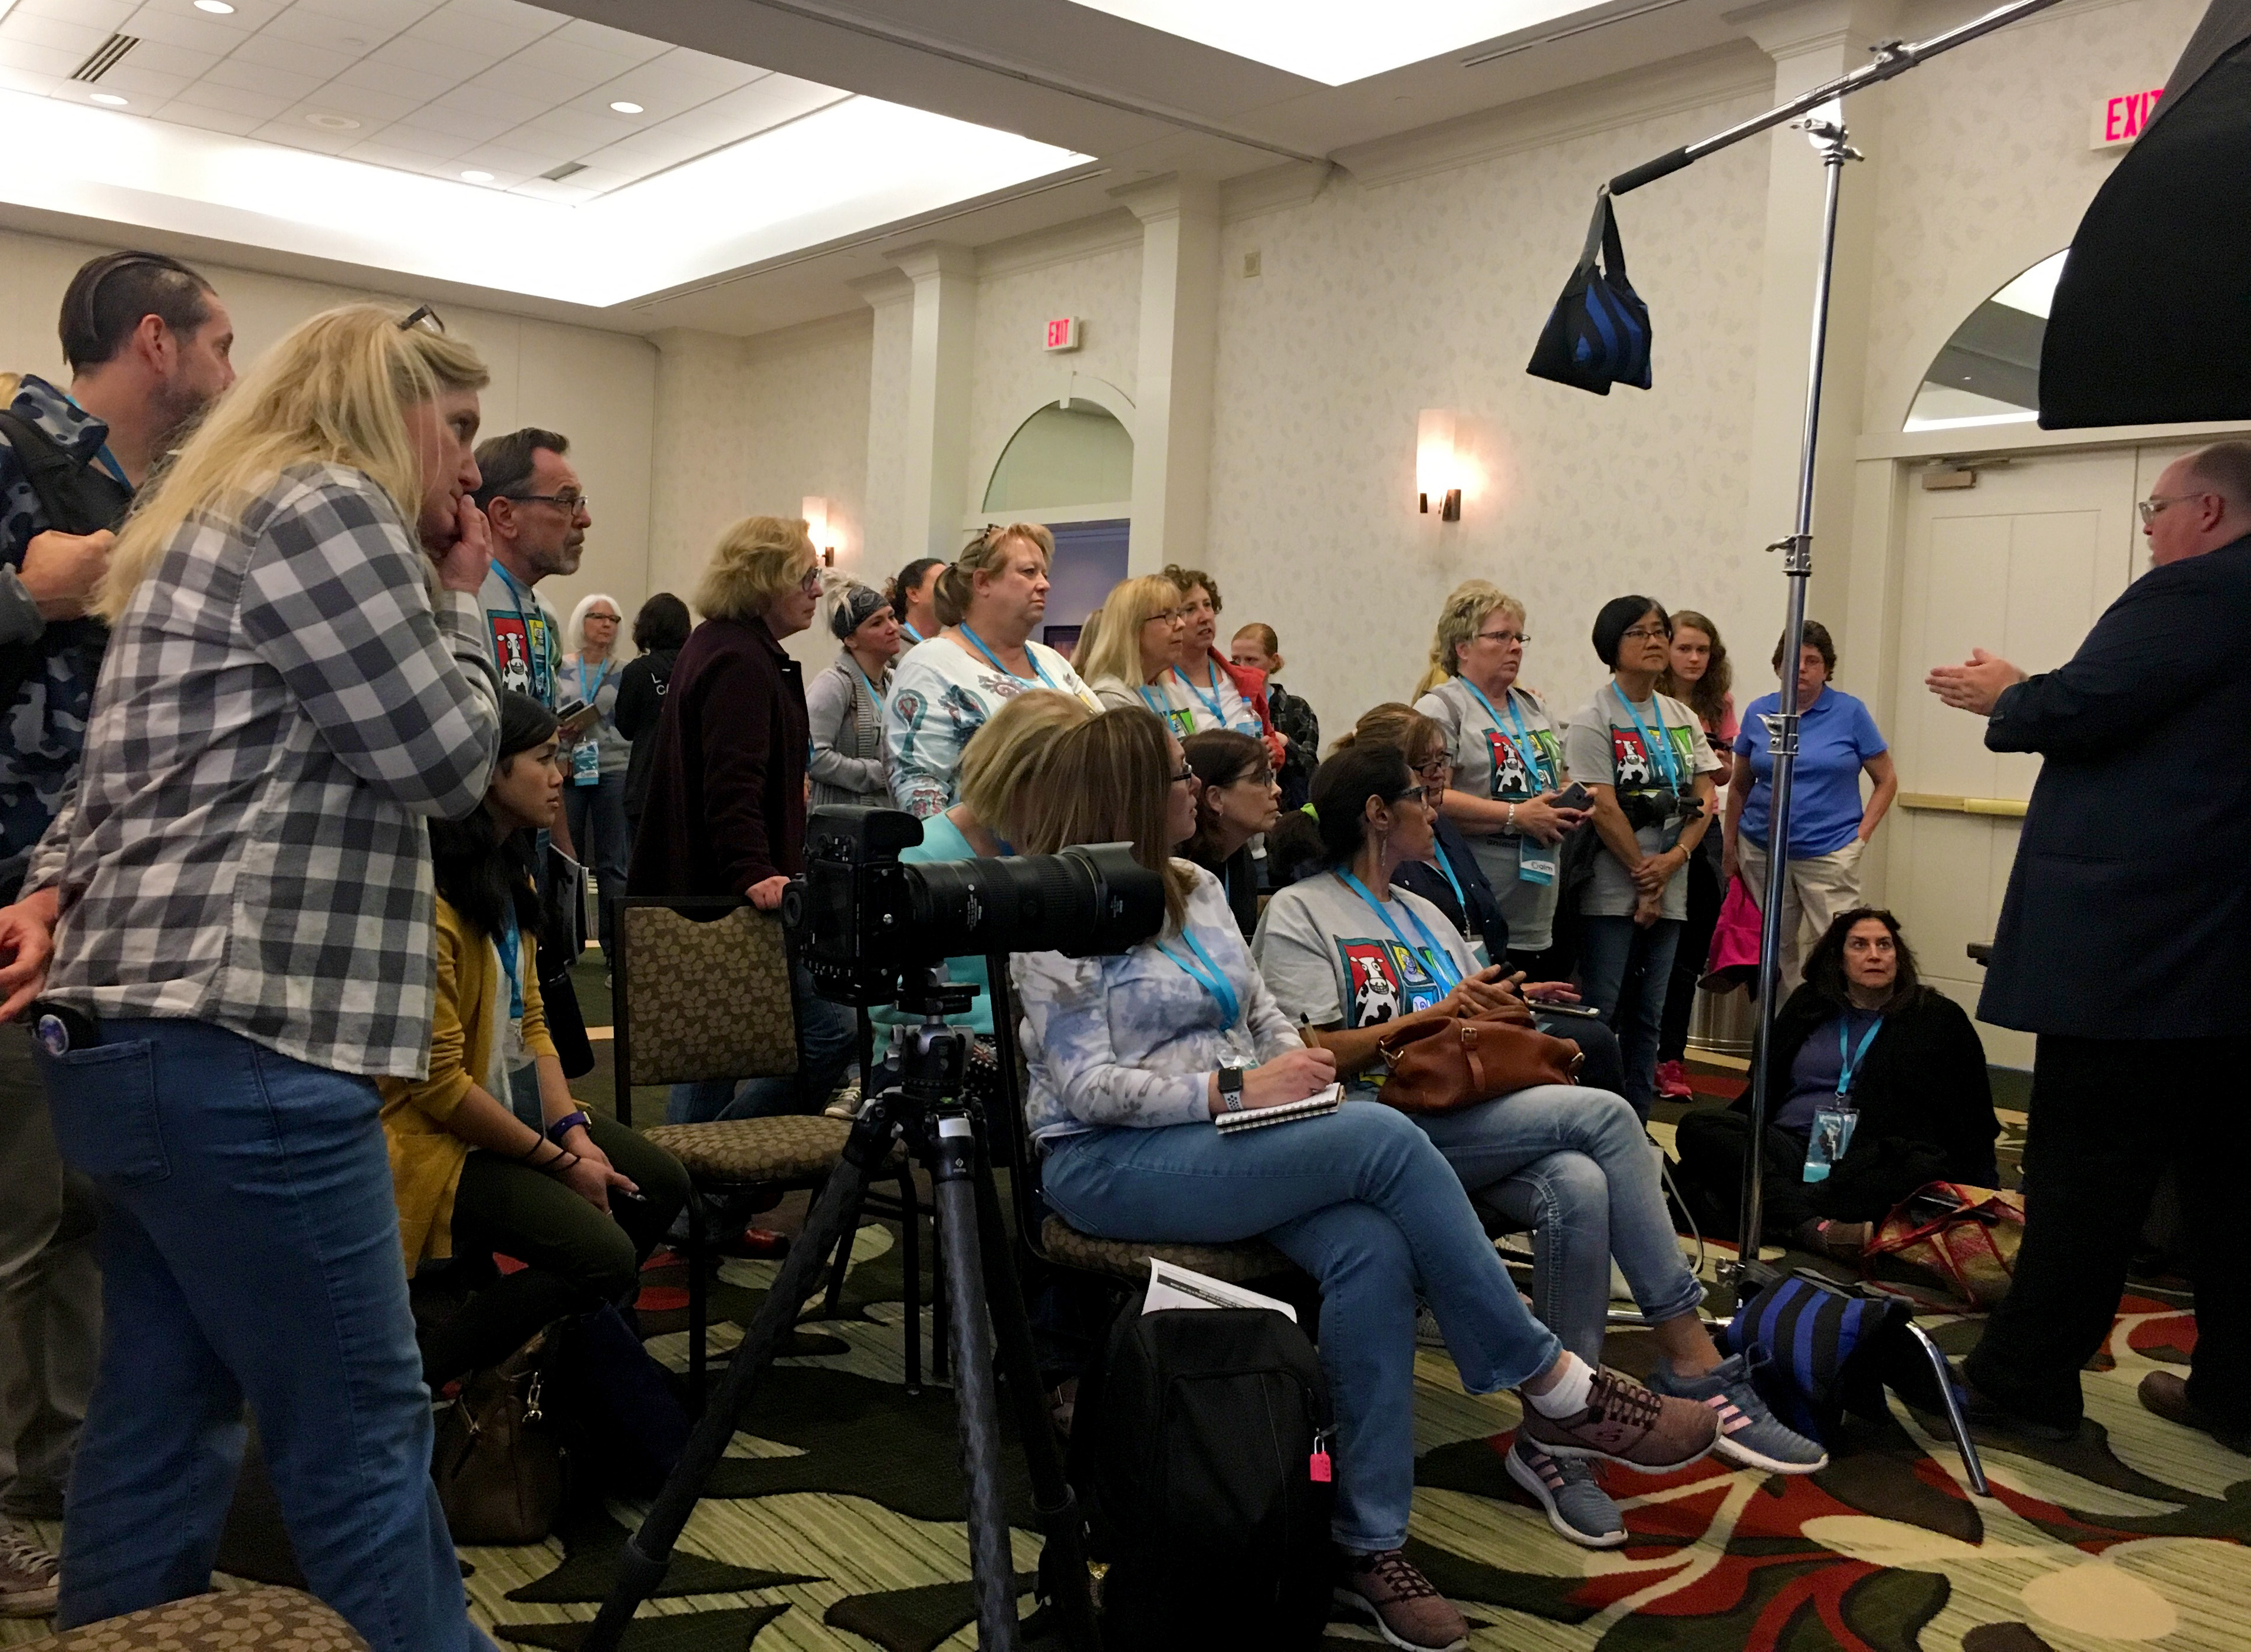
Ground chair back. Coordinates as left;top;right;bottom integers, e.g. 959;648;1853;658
614;898;798;1115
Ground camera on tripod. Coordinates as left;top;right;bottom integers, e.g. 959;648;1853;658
781;805;1167;1008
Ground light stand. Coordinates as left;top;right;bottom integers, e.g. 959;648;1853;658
583;972;1098;1652
1593;0;2067;1289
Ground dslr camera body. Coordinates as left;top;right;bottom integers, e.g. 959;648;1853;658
783;806;1164;1008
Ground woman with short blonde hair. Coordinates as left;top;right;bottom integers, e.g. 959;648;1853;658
630;511;856;1126
4;301;501;1647
1414;579;1586;970
1076;573;1190;726
886;521;1098;819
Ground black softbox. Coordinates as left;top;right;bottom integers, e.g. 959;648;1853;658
2038;0;2251;427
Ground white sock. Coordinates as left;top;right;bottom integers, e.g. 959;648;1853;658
1524;1351;1595;1418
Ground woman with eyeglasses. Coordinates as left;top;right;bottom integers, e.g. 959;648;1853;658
885;522;1100;819
1179;729;1280;938
1079;573;1192;730
1414;581;1588;975
560;591;631;971
0;304;500;1647
1252;743;1824;1548
1016;712;1723;1647
627;515;856;1125
1564;597;1723;1118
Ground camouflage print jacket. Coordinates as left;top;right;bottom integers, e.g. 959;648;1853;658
0;376;120;900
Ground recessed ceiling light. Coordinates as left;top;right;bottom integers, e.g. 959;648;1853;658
609;101;643;114
193;0;236;11
305;112;361;131
90;92;129;106
459;169;494;183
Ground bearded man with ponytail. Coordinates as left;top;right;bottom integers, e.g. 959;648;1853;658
0;304;504;1650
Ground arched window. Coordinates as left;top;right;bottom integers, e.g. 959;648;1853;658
1904;252;2067;433
982;403;1133;512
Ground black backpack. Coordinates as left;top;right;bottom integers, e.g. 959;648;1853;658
1070;1296;1334;1649
0;407;131;716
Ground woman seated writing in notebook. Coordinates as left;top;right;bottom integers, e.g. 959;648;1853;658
1251;742;1826;1549
383;692;689;1387
1010;706;1720;1649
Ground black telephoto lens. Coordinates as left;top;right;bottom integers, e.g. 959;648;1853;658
905;843;1162;959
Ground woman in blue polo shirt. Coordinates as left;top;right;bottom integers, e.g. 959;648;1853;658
1722;620;1898;998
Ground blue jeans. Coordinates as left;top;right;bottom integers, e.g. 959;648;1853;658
1415;1087;1705;1364
1575;916;1682;1119
1041;1103;1561;1551
564;771;629;965
38;1018;491;1651
667;956;859;1124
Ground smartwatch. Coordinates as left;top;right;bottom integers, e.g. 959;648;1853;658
546;1108;592;1146
1217;1066;1246;1114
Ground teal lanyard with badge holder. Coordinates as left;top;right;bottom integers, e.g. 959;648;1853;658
1464;680;1560;887
1804;1016;1881;1182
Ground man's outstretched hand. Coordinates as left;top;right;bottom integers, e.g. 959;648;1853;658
1925;649;2026;716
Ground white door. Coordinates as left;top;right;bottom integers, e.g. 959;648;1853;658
1883;446;2144;1067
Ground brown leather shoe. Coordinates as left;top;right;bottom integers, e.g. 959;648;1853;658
2138;1371;2251;1454
1334;1549;1468;1652
1518;1367;1718;1472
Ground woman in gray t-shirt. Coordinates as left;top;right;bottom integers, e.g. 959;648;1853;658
1413;582;1586;959
1561;597;1720;1117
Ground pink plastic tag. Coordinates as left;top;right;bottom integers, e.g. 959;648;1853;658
1309;1450;1332;1484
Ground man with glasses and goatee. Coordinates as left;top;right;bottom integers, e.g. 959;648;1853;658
0;251;232;1617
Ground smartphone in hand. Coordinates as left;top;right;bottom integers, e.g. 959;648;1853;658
1549;782;1594;812
555;698;599;740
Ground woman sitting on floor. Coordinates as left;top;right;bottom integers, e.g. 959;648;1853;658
1675;907;1999;1260
1013;707;1721;1647
383;692;689;1388
1179;728;1280;939
1252;742;1827;1548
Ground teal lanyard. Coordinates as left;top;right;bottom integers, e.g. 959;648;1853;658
1836;1015;1882;1100
1335;871;1462;994
1155;927;1241;1028
901;622;924;645
1431;848;1470;928
91;444;129;488
495;913;525;1021
576;657;611;708
958;622;1058;690
1173;659;1228;727
1137;684;1170;718
1611;683;1683;793
1462;680;1553;792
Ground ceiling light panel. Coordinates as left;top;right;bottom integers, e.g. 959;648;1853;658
1062;0;1609;83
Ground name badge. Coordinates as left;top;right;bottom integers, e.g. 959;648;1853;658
570;739;600;786
1803;1104;1860;1182
1516;838;1558;886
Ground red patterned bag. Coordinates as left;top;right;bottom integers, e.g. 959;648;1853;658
1862;1182;2026;1310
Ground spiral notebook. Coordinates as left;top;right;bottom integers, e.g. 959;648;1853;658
1214;1084;1343;1135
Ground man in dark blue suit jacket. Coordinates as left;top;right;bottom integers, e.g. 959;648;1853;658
1926;440;2251;1453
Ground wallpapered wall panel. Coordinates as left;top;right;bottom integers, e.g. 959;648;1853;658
1204;92;1773;741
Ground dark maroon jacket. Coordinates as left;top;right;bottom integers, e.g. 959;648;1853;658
627;614;807;898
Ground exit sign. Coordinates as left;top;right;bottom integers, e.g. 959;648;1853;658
2090;87;2163;147
1044;316;1081;352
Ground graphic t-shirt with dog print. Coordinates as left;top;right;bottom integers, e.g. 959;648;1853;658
1415;677;1569;951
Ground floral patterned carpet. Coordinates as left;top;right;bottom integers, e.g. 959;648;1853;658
7;1046;2244;1652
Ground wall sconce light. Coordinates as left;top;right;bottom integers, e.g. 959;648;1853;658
801;495;836;566
1416;410;1461;522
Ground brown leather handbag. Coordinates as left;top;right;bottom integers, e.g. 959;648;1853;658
1373;1010;1584;1115
432;1330;568;1545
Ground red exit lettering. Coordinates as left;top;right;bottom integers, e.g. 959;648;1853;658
2105;87;2163;143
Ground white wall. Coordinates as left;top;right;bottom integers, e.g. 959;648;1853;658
0;225;657;642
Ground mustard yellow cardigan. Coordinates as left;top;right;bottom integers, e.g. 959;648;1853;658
380;897;558;1268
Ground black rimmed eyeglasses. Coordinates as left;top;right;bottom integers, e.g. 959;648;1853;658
398;303;445;334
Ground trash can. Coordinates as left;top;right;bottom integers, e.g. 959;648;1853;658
1688;982;1755;1059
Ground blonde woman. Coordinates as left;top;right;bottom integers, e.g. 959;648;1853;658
0;304;500;1648
560;590;629;967
873;687;1092;1040
1076;572;1191;730
884;522;1099;818
628;514;855;1126
1413;581;1587;969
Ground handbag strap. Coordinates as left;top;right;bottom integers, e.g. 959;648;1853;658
1576;189;1614;272
1599;193;1629;281
1460;1024;1486;1095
